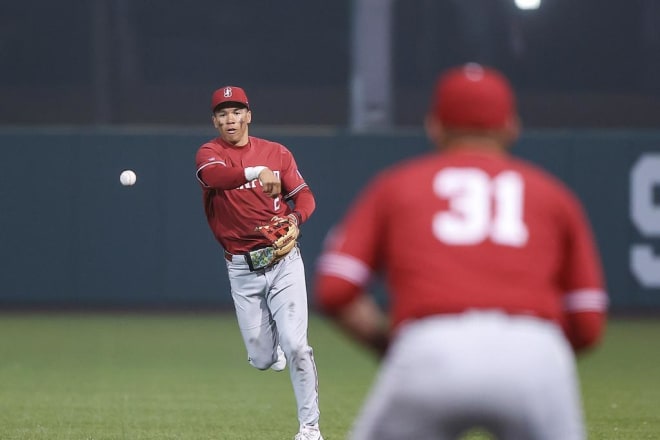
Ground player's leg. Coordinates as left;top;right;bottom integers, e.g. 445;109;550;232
430;312;585;440
226;258;280;370
496;318;585;440
348;330;449;440
267;247;321;427
436;313;584;440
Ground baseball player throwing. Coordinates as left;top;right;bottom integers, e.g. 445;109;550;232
315;64;608;439
195;86;323;440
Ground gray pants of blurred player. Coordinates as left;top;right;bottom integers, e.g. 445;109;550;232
351;311;584;440
226;246;320;427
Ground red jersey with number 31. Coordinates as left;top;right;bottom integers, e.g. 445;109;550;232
315;148;608;330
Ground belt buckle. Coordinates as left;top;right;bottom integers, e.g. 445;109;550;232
245;247;275;271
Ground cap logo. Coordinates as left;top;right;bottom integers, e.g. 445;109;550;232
463;63;485;81
223;87;233;98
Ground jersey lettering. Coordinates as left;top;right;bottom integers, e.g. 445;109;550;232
432;168;528;247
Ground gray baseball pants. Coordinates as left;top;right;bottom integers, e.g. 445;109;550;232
226;246;320;427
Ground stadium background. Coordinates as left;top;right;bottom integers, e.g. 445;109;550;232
1;0;659;312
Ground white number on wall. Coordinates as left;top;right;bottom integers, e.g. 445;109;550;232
630;154;660;287
433;168;528;247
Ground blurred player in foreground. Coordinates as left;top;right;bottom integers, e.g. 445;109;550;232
314;64;608;440
195;86;323;440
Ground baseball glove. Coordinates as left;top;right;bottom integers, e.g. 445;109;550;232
255;216;299;260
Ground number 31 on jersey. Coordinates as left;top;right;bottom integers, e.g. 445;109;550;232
433;168;529;247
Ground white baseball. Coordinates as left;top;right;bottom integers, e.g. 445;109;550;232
120;169;137;186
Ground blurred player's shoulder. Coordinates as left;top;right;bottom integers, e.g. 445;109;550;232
507;154;583;200
504;154;592;223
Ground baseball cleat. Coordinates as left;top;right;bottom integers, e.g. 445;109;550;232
294;423;323;440
270;345;286;371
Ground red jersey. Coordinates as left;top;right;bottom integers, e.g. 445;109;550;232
315;148;608;332
196;136;313;254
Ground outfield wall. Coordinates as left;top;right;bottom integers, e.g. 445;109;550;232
0;128;658;311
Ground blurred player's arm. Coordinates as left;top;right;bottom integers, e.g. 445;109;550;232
559;193;609;353
316;275;389;357
315;180;389;357
562;305;606;352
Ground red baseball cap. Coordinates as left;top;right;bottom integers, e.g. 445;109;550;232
430;63;515;129
211;86;250;111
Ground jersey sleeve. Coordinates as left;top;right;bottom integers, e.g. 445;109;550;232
195;144;246;189
315;175;388;314
278;146;316;223
279;147;309;200
558;189;609;351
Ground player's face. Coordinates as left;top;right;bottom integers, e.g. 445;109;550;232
212;106;252;146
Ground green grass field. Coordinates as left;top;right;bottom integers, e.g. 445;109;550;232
0;313;658;439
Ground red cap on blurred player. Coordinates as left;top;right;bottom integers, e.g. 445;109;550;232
431;63;515;129
211;86;250;111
